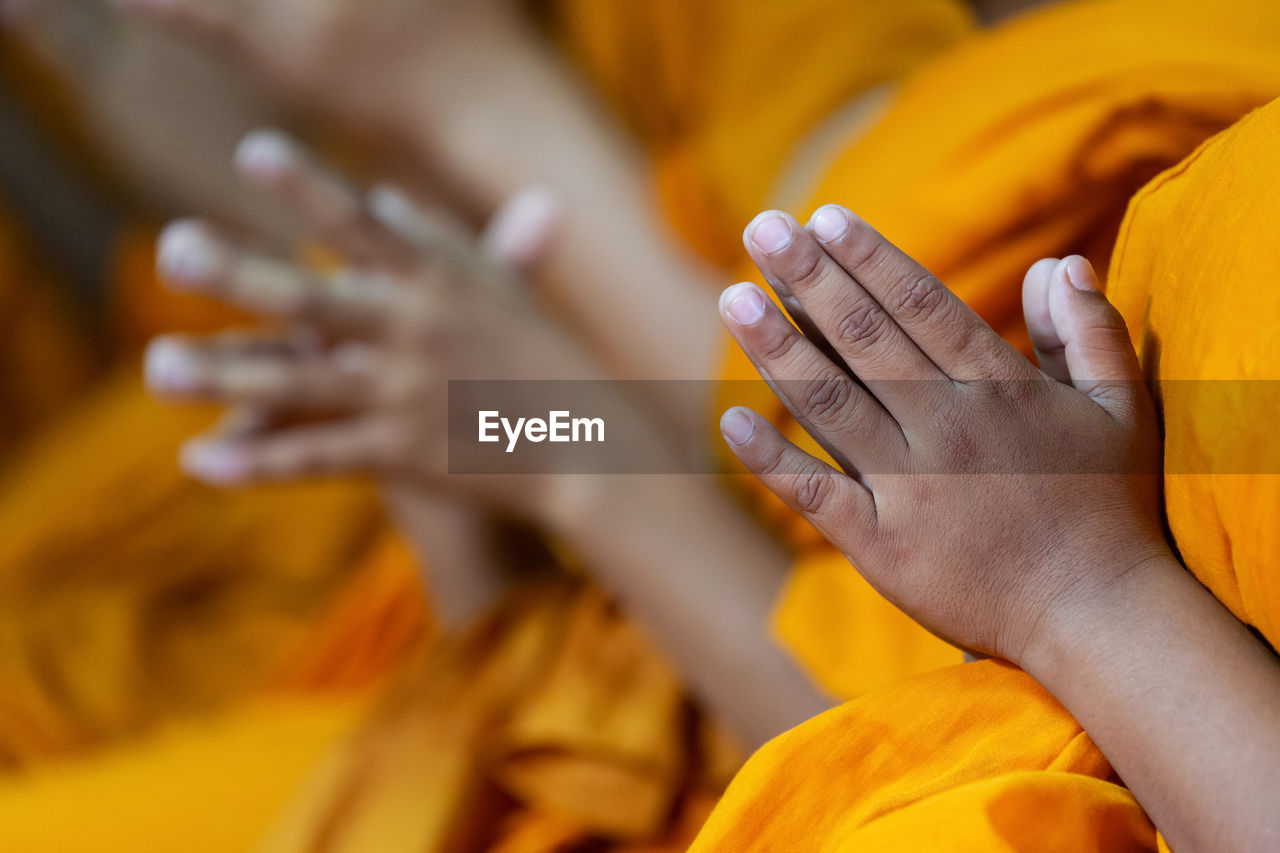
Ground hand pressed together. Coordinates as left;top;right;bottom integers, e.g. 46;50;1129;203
721;205;1172;666
144;130;605;525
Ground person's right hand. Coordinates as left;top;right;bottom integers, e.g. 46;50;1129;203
719;205;1173;668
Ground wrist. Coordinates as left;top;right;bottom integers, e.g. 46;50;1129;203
1018;548;1182;685
395;31;586;211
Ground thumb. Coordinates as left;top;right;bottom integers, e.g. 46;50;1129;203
1022;257;1070;382
480;185;562;277
1047;255;1145;418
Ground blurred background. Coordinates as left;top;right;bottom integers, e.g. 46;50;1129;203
0;0;1270;850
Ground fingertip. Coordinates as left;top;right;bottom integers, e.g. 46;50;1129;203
719;282;767;327
720;407;757;447
807;204;851;243
235;129;298;183
157;220;224;288
507;184;561;224
144;336;200;394
1023;257;1060;293
1021;258;1059;339
1062;255;1100;293
366;184;421;231
744;211;797;256
232;128;296;183
180;440;251;486
485;184;564;269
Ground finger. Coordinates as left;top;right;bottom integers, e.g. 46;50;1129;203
146;331;293;395
157;220;399;337
145;334;381;409
235;130;418;270
180;419;394;486
736;218;843;369
745;211;945;419
804;204;1024;381
367;185;491;282
1021;257;1071;382
719;282;905;475
480;185;563;275
1046;255;1146;418
209;404;278;440
720;406;876;545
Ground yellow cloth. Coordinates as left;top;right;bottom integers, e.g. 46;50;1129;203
0;697;370;853
553;0;974;267
1107;98;1280;651
0;33;428;852
688;81;1280;853
0;372;386;767
261;575;728;853
716;0;1280;699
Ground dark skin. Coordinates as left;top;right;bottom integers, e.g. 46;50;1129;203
722;204;1280;853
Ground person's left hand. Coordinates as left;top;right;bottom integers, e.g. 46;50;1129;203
718;205;1172;666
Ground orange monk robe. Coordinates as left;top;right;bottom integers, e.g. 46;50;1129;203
714;0;1280;700
552;0;975;268
687;85;1280;853
258;572;730;853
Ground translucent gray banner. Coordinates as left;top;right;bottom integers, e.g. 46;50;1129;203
446;380;1280;475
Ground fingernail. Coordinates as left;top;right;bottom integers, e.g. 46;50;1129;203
145;340;200;392
235;130;295;180
181;443;250;485
158;223;221;287
720;408;756;446
1064;255;1099;292
725;285;766;326
749;215;794;255
810;206;849;242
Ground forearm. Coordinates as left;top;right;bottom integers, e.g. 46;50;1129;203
383;484;530;632
1024;556;1280;853
393;36;724;442
549;473;834;750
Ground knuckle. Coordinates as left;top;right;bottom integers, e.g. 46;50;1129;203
892;273;947;324
931;401;979;466
792;466;836;517
841;224;890;276
784;248;829;293
802;373;855;426
948;316;986;367
757;440;790;478
755;323;802;365
985;375;1039;406
834;300;891;355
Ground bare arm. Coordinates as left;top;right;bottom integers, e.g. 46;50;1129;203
1024;555;1280;853
118;0;727;444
